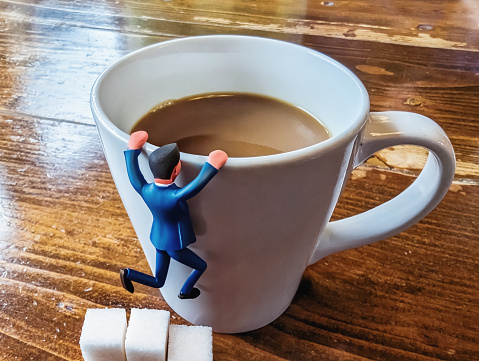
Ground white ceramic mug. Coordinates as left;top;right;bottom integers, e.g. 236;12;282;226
91;35;455;333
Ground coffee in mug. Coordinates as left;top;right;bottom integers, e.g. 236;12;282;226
131;92;331;157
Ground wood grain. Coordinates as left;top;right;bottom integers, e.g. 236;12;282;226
0;1;477;180
0;0;478;360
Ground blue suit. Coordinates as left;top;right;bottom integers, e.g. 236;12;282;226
123;149;218;295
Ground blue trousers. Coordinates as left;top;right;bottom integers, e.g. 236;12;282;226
126;248;207;295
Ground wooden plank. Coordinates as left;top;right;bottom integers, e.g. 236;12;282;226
2;0;477;50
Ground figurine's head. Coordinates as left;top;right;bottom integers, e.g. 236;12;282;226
149;143;181;183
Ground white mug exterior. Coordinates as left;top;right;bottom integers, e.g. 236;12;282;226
91;35;455;333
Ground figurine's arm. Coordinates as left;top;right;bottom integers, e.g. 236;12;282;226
124;131;149;194
175;150;228;200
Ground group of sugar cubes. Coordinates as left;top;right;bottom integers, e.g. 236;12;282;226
80;308;212;361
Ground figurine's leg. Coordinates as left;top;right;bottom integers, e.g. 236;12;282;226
123;250;170;289
168;248;207;299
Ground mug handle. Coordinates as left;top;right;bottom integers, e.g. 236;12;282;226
308;111;456;265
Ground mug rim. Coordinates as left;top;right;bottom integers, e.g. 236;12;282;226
90;34;370;167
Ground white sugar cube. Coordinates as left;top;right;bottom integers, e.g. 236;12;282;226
79;308;127;361
167;325;213;361
125;309;170;361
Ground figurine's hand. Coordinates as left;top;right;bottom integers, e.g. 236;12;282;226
208;150;228;169
128;131;148;150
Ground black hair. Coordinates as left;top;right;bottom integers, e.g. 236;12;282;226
148;143;180;179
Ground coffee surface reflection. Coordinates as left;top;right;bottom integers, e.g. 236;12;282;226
131;92;330;157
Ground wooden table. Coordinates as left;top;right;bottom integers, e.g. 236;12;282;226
0;1;478;360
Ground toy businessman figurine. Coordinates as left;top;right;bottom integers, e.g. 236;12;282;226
120;131;228;300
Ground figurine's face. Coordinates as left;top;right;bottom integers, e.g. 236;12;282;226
171;161;181;182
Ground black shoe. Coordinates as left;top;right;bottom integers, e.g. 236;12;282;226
120;269;134;293
178;287;200;300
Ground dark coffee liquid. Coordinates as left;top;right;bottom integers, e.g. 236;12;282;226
131;92;330;157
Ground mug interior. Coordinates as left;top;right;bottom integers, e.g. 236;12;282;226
92;35;369;159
